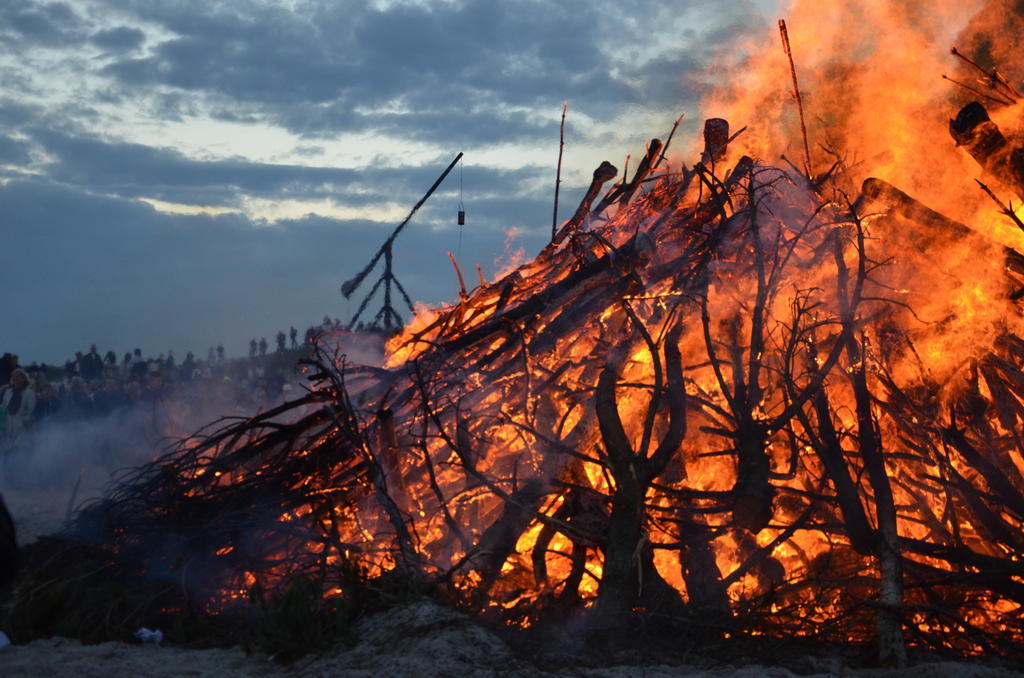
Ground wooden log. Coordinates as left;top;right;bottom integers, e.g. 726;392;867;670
473;478;546;591
591;341;650;628
808;374;875;555
681;527;730;618
702;118;730;164
851;348;907;667
593;139;663;215
950;101;1024;200
732;430;774;533
552;161;618;245
551;101;568;242
854;177;1024;276
376;406;410;503
616;138;663;207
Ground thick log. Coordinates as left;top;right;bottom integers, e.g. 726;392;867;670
682;534;729;617
702;118;730;164
950;102;1024;200
473;478;546;591
852;351;907;667
732;430;773;533
854;177;1024;276
725;312;775;534
591;341;653;629
808;378;875;554
593;139;663;215
553;161;618;245
616;138;663;207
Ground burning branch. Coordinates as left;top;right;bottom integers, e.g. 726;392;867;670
68;96;1024;659
779;19;813;178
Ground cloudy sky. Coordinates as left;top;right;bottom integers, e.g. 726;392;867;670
1;0;777;364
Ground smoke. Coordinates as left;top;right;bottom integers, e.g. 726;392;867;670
956;0;1024;85
317;330;386;368
0;377;309;543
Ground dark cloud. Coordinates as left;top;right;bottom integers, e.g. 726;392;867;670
0;135;33;164
98;0;686;139
0;100;41;128
91;25;145;52
0;1;85;47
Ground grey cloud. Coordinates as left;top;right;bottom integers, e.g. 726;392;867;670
0;1;86;47
91;26;145;52
87;0;763;151
0;100;43;127
101;1;643;136
0;135;33;164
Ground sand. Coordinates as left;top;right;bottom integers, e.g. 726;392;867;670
2;600;1021;677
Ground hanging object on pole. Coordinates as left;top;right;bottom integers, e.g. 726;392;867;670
340;151;464;333
457;153;466;225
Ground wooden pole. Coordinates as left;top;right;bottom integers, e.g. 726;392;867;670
779;19;812;178
342;152;464;299
552;101;568;242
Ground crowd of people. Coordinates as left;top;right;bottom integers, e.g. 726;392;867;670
0;316;387;492
0;320;349;465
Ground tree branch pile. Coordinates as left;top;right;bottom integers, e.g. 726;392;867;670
75;111;1024;662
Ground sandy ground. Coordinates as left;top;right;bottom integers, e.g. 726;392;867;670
1;600;1022;678
2;488;1021;677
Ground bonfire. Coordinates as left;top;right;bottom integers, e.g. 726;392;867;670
21;14;1024;667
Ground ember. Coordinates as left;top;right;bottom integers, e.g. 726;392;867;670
66;7;1024;665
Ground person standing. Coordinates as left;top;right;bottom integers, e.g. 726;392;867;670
0;353;15;387
66;351;84;380
276;331;286;353
81;345;104;382
1;368;36;446
65;377;95;419
180;351;196;382
258;337;267;357
130;349;148;382
34;383;62;420
289;326;298;349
